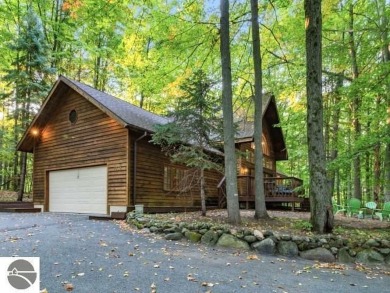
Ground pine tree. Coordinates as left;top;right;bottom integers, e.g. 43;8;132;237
152;70;223;216
4;6;54;200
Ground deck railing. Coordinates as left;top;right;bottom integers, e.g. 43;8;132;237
218;174;305;209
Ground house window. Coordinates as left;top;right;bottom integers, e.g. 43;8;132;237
69;109;78;124
163;165;189;192
245;150;254;164
262;134;270;156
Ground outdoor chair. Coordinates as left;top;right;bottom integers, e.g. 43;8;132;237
346;198;362;218
363;201;377;219
376;202;390;222
332;199;346;216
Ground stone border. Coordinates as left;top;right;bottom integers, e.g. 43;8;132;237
126;212;390;265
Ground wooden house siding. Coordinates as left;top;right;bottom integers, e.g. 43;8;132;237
237;119;276;177
33;90;129;209
132;137;222;208
17;77;296;214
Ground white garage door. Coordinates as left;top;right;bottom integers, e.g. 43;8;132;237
49;166;108;214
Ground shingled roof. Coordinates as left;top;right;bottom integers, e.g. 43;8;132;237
65;77;169;131
17;76;285;159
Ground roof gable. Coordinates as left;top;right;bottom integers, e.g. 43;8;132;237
17;76;169;152
236;94;288;160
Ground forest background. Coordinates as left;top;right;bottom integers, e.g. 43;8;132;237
0;0;389;205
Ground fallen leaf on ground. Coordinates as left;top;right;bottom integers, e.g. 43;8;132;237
64;283;74;291
187;274;197;282
246;255;259;260
313;263;346;270
201;282;214;287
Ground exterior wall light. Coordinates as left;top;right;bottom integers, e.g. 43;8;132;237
31;129;39;136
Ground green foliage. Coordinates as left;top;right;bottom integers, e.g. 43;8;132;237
293;220;313;232
0;0;387;205
152;70;222;172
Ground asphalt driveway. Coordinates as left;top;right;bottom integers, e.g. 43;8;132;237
0;213;388;293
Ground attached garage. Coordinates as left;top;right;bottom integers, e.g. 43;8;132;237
49;165;108;214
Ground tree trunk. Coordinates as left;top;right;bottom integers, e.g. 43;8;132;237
17;152;27;201
376;0;390;202
348;4;362;200
0;103;5;189
220;0;241;224
365;150;371;201
250;0;268;219
373;141;381;202
328;74;342;199
200;168;206;216
304;0;333;233
12;114;19;191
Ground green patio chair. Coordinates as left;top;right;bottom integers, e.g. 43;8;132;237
332;199;346;216
363;201;377;219
376;202;390;221
346;198;361;217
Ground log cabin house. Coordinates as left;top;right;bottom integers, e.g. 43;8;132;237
17;76;304;216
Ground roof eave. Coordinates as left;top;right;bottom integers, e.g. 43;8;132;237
17;78;64;153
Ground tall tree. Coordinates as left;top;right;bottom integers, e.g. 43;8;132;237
250;0;268;219
220;0;241;224
4;6;53;200
152;70;222;216
377;0;390;202
348;3;362;201
304;0;333;233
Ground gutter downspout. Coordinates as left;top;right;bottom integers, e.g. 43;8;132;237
132;131;148;207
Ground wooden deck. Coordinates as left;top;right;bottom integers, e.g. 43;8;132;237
0;202;41;213
218;175;307;211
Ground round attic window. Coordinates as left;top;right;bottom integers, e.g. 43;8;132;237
69;109;78;124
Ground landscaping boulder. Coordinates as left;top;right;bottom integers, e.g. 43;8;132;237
356;249;384;264
201;230;219;246
363;239;380;248
149;226;161;233
185;231;202;243
381;239;390;248
253;230;264;240
300;247;335;262
243;235;258;244
386;255;390;265
252;238;276;255
277;241;299;257
337;247;355;263
165;232;183;241
217;234;250;250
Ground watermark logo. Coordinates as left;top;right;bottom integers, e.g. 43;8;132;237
0;257;40;293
